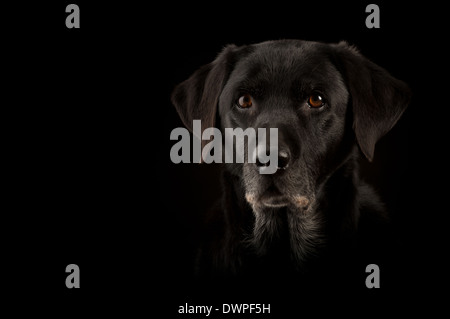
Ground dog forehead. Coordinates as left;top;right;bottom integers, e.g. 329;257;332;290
230;41;335;85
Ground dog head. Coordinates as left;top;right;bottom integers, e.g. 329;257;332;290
172;40;410;214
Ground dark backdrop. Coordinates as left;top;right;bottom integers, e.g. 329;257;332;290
6;0;446;317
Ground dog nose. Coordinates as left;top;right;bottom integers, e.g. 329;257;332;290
255;148;291;170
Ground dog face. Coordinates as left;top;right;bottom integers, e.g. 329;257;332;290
172;40;410;263
218;41;351;211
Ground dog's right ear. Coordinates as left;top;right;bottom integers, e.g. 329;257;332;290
171;45;238;135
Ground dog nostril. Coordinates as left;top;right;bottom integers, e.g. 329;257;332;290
255;157;270;167
277;150;290;169
254;149;291;170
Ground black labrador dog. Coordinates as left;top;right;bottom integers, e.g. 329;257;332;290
171;40;410;283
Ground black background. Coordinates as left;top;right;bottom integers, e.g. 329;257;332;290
5;0;447;317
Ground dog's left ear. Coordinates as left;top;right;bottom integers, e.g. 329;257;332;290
334;42;411;161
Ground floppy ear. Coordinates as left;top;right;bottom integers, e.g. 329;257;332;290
171;45;238;142
334;42;411;161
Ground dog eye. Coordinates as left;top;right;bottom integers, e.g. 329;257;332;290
308;93;325;108
236;94;253;109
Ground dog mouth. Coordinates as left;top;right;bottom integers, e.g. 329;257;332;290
246;183;311;209
259;185;290;207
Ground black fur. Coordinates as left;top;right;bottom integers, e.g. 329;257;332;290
171;40;410;284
